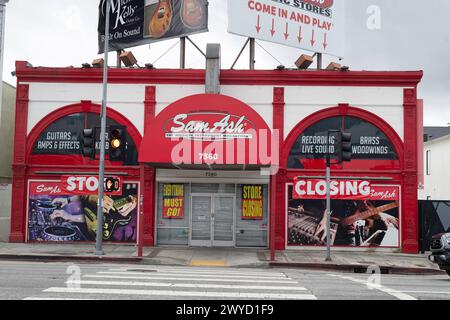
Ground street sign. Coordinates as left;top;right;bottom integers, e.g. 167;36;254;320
227;0;345;58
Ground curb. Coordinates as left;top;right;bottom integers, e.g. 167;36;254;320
268;262;446;275
0;254;143;264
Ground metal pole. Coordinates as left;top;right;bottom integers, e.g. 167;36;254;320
116;50;121;68
317;52;322;70
180;37;186;69
186;36;206;57
325;130;332;261
230;38;250;70
95;0;111;256
249;38;255;70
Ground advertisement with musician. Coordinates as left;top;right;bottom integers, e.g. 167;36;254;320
287;180;400;248
27;179;139;243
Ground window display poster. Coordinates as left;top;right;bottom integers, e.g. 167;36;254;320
28;181;138;243
242;185;264;220
162;184;185;219
288;184;400;248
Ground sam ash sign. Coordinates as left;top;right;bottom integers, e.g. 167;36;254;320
164;113;256;141
162;184;185;219
242;185;264;220
29;176;123;197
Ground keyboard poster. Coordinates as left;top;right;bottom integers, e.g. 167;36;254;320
287;185;400;248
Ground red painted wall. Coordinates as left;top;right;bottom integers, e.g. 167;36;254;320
11;61;422;253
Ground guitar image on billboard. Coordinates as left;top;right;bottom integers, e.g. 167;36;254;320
99;0;209;52
147;0;173;38
181;0;206;29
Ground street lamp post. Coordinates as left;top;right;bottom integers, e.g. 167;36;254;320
95;0;111;256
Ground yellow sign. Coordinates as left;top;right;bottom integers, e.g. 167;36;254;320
162;184;184;219
242;185;263;220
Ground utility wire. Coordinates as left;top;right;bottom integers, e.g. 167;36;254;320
152;40;180;65
255;41;284;66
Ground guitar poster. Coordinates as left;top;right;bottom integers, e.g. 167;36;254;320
162;184;185;219
98;0;209;53
287;184;400;248
27;180;139;243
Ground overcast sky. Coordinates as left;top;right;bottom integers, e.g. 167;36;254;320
3;0;450;126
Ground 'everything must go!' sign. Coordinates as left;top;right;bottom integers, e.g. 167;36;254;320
241;185;264;220
162;184;185;219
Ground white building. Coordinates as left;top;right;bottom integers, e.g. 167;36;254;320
419;127;450;201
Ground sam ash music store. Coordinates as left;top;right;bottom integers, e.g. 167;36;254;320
9;61;423;254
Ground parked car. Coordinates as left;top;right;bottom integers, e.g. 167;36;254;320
428;232;450;277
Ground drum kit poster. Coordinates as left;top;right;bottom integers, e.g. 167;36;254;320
98;0;209;53
27;181;139;243
287;185;400;248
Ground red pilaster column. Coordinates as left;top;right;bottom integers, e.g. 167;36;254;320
9;84;29;243
142;86;156;246
402;88;419;254
271;87;285;258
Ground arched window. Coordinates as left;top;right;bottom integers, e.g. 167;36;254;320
287;116;399;170
31;112;138;165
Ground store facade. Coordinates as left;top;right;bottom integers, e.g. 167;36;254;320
10;61;423;253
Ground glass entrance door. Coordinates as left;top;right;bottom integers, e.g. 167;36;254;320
190;195;212;247
190;194;235;247
213;195;235;247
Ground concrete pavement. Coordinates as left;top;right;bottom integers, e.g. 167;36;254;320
0;242;445;275
1;260;449;300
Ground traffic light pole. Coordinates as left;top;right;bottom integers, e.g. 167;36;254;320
325;130;332;262
95;0;111;256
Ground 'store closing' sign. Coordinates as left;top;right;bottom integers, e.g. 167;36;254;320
228;0;344;57
162;184;185;219
242;185;264;220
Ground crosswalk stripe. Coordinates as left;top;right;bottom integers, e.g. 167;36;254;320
107;268;285;277
44;287;317;300
85;274;298;284
98;271;289;280
23;297;91;300
67;280;307;291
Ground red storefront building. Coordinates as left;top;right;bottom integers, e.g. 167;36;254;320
10;61;423;253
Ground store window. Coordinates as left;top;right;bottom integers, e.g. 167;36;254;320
287;183;400;248
288;116;399;169
156;183;190;245
32;112;138;165
236;184;269;247
28;181;139;243
155;183;269;247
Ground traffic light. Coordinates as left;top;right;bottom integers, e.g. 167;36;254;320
104;177;120;193
81;128;95;159
338;131;352;163
109;126;126;162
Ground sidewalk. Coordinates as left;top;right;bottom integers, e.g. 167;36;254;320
0;242;146;263
0;242;444;275
269;250;444;275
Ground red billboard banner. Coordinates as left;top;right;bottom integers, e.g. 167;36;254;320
29;176;123;196
162;184;185;219
293;179;399;201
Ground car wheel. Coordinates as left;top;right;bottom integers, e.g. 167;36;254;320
447;270;450;277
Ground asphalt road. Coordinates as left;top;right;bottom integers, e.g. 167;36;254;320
0;260;449;301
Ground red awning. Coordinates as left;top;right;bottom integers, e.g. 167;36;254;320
139;94;275;166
